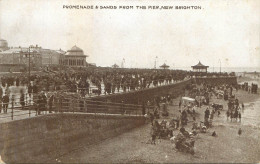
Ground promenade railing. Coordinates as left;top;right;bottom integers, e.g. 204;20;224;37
0;93;151;121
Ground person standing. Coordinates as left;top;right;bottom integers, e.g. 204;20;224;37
28;83;33;97
204;107;210;125
0;98;2;113
79;96;85;112
48;94;54;113
238;112;242;122
0;87;2;113
20;91;25;110
179;99;182;109
142;102;146;115
192;106;196;121
0;86;3;100
37;94;42;115
2;94;9;113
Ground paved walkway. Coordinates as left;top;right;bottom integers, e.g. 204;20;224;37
0;79;188;123
0;109;44;123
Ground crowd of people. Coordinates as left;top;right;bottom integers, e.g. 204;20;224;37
239;82;258;94
0;68;189;96
0;68;191;114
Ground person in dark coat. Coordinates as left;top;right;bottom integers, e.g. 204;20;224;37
28;83;33;97
48;94;54;113
0;98;2;113
20;91;25;110
204;107;210;122
37;94;42;115
2;94;9;113
33;85;38;94
79;97;85;112
0;87;3;100
42;92;47;112
142;102;146;115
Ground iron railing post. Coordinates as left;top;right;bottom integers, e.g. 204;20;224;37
11;97;14;120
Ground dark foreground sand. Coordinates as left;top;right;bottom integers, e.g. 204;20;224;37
58;90;260;163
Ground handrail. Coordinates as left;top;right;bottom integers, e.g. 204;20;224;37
0;92;147;121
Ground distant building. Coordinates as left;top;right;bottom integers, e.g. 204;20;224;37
39;48;65;66
64;45;88;67
0;40;90;72
0;46;42;71
0;39;9;52
88;63;97;67
112;64;119;68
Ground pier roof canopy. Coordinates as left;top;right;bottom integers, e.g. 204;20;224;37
160;63;170;69
191;61;209;69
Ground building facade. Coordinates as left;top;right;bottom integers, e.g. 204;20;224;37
39;48;65;66
0;46;42;69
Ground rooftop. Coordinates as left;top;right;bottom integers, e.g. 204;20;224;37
66;45;88;57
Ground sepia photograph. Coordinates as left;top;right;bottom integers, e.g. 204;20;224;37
0;0;259;163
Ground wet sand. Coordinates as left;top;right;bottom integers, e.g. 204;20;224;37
58;89;260;163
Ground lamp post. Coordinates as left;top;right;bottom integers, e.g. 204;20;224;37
154;56;158;69
121;58;125;68
218;59;221;74
27;45;34;85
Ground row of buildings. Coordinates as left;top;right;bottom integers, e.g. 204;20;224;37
0;39;90;72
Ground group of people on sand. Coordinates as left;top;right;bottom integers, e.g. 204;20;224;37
146;81;248;155
226;96;243;122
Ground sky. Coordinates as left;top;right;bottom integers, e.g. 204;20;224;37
0;0;259;69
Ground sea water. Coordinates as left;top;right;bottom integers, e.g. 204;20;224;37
242;99;260;128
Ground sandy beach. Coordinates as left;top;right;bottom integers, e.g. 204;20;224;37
58;86;260;163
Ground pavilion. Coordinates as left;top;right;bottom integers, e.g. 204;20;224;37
159;63;170;69
64;45;88;67
191;61;209;75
